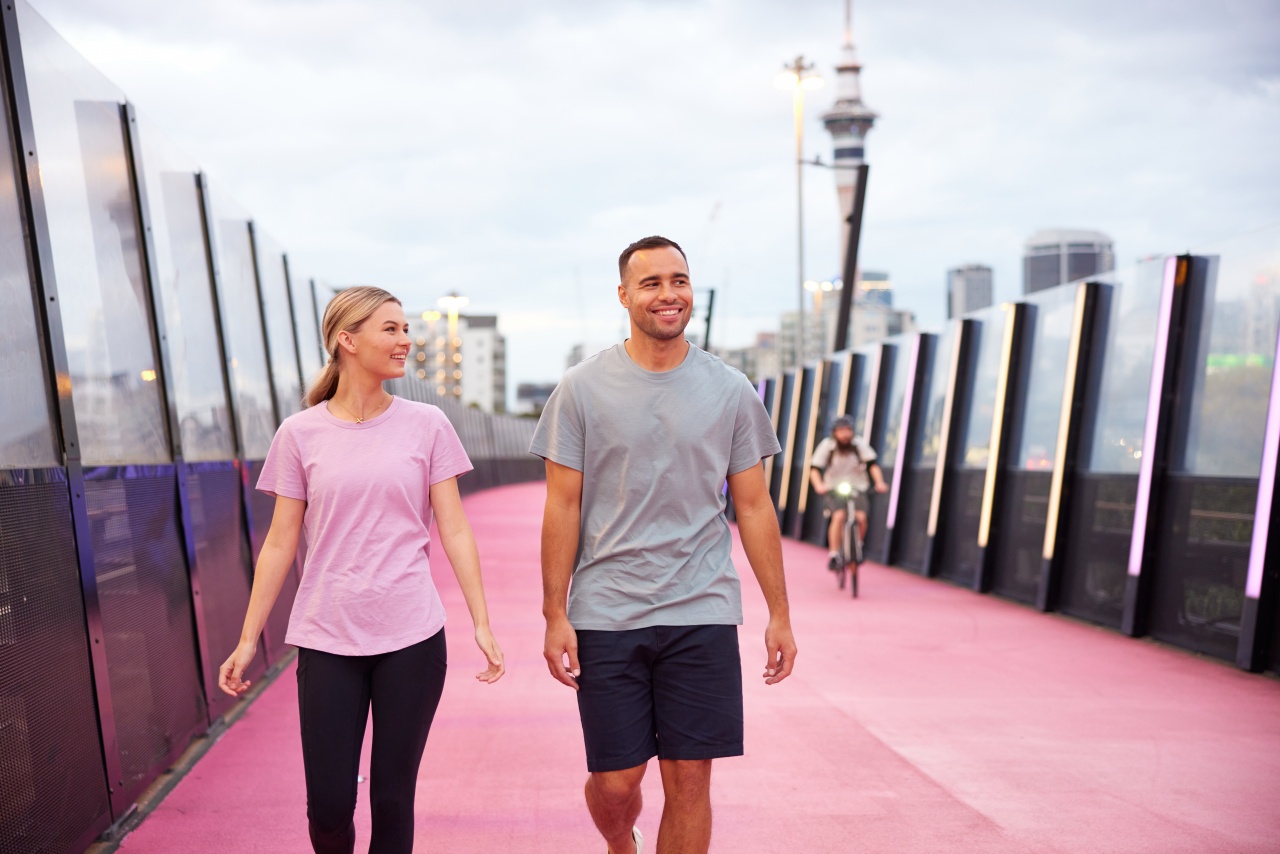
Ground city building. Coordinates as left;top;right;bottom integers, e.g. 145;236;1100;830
772;271;915;372
459;315;506;414
821;0;877;266
514;382;557;416
947;264;994;318
1023;229;1115;293
406;310;506;413
714;332;780;383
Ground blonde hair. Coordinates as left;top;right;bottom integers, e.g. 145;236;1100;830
304;285;402;408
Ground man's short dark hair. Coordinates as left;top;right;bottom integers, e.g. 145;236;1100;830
618;236;687;281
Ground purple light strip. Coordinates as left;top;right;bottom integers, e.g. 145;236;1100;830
886;335;922;532
1128;257;1179;578
1245;325;1280;599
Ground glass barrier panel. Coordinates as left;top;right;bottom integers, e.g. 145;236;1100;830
252;229;302;421
1148;226;1280;658
878;336;912;470
917;322;956;469
0;54;57;467
1014;285;1078;472
934;304;1005;584
1086;259;1166;473
1058;257;1165;627
18;3;168;464
290;272;324;391
851;343;878;437
208;191;275;458
135;116;234;461
959;303;1007;471
1180;230;1280;478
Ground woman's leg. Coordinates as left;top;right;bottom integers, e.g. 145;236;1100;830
366;630;448;854
297;647;374;854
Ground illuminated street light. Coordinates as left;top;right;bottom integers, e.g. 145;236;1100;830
437;292;470;398
777;56;823;368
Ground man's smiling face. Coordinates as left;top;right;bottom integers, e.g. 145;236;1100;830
618;246;693;343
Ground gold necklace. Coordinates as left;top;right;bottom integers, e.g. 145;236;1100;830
330;394;389;423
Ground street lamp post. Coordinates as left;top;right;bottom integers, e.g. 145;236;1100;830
778;56;823;369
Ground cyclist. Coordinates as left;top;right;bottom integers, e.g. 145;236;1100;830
809;415;888;570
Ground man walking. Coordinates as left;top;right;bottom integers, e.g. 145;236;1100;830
531;235;796;854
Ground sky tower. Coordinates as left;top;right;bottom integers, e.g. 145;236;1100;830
822;0;877;268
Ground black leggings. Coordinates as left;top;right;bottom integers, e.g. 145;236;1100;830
296;630;447;854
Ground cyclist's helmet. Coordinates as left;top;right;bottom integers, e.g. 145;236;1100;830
832;415;855;433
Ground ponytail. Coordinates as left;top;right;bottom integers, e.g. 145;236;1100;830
303;285;402;408
303;359;343;408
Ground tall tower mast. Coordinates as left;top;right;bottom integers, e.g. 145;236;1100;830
822;0;877;270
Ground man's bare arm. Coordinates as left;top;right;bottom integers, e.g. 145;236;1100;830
727;461;796;685
542;458;584;689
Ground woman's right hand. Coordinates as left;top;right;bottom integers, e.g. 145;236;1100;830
218;640;258;697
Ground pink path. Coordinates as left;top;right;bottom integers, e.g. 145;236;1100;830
117;482;1280;853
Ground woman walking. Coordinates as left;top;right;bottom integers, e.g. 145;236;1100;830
218;286;504;853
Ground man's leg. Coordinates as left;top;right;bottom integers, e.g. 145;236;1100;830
656;759;712;854
855;508;868;542
651;625;742;854
585;764;647;854
827;508;846;561
576;628;659;853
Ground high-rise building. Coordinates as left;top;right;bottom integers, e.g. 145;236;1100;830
947;264;994;318
1022;229;1115;293
821;0;877;267
459;315;506;414
406;311;506;413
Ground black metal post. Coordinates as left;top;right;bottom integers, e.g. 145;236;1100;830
247;222;284;429
703;287;715;351
834;163;869;353
1036;281;1107;612
1122;256;1204;637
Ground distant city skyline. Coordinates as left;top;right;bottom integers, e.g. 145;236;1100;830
29;0;1280;391
1023;228;1115;294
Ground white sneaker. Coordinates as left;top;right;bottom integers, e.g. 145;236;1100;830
608;826;643;854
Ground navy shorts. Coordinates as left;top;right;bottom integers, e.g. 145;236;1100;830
575;624;744;773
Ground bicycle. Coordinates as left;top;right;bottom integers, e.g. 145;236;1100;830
829;480;864;597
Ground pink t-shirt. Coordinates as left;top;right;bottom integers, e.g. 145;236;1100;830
256;396;472;656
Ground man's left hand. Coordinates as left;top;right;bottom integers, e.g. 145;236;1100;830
762;618;797;685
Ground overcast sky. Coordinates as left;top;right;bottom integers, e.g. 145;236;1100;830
27;0;1280;391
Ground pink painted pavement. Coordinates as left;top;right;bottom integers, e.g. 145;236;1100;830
116;481;1280;853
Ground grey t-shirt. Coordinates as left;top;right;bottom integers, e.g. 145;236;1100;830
529;343;781;631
